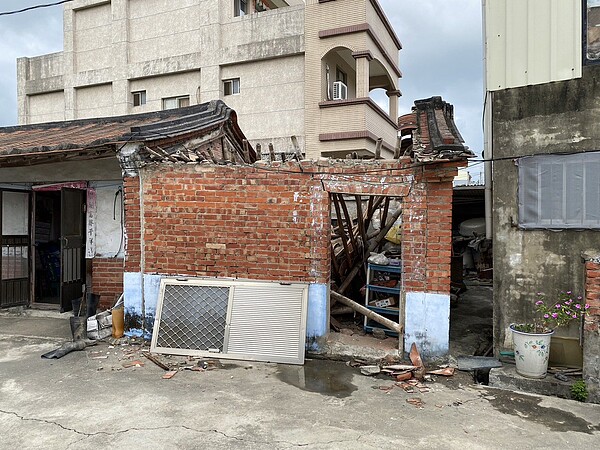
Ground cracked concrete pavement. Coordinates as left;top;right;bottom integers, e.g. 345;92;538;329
1;315;599;449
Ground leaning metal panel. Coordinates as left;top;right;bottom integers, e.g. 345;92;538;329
154;283;229;352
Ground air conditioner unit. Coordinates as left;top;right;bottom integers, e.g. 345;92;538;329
333;81;348;100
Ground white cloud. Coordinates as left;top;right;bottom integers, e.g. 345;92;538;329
381;0;484;154
0;1;63;126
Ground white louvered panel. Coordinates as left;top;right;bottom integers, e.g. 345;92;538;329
226;284;308;365
485;0;582;91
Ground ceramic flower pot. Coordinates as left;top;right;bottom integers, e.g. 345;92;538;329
510;325;554;379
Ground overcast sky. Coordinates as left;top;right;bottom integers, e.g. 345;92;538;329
0;0;484;173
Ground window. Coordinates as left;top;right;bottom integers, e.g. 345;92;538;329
518;152;600;229
223;78;240;96
132;91;146;107
336;67;347;85
586;1;600;63
162;96;190;110
234;0;248;17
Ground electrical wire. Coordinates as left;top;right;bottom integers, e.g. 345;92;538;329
0;0;73;16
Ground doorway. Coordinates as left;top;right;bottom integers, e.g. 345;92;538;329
33;188;86;312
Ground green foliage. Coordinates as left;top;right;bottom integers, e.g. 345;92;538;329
534;291;590;331
513;290;590;333
570;380;588;402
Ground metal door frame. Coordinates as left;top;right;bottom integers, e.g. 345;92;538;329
0;189;32;308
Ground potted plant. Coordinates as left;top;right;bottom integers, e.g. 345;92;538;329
510;291;589;379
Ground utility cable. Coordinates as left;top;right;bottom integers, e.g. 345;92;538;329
0;1;73;16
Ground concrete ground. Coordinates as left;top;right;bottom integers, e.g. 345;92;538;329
1;315;599;449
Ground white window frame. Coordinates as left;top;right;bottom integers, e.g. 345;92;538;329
162;95;190;110
132;90;146;107
234;0;248;17
223;78;240;96
518;152;600;229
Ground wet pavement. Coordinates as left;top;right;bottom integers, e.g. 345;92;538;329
1;316;599;449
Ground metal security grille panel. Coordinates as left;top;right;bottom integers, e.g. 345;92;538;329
226;285;306;364
151;278;308;365
155;284;229;352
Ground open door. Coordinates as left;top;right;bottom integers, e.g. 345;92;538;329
0;190;31;308
60;188;86;312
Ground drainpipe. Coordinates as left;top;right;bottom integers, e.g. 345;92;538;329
484;91;493;240
482;0;493;239
139;169;146;337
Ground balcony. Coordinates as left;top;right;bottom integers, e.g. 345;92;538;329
316;46;399;158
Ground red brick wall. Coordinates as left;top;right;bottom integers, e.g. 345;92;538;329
402;163;457;294
122;159;461;296
135;164;330;284
584;260;600;332
124;176;141;273
92;258;124;308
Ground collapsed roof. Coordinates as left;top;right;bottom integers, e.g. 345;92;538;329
398;96;474;162
0;100;254;168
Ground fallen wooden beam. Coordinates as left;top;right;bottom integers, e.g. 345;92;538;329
331;291;402;334
142;352;170;371
331;306;354;315
338;206;403;294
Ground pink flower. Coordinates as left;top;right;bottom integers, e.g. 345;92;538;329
572;314;577;318
551;313;558;318
535;300;543;305
567;291;572;295
575;304;581;309
565;300;573;305
555;304;561;309
585;304;590;309
578;296;583;300
543;314;549;319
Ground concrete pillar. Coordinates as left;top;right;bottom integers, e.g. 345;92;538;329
16;58;29;125
387;89;401;123
112;0;130;116
353;51;373;99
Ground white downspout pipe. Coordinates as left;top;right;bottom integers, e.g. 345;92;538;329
482;0;493;239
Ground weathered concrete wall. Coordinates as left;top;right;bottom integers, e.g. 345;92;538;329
220;55;305;152
492;65;600;380
26;92;66;125
0;158;121;183
75;83;113;119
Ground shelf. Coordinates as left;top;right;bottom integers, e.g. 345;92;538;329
367;263;402;274
366;305;399;315
364;261;403;339
366;284;401;295
364;325;399;337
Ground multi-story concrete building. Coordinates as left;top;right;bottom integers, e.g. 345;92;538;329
17;0;401;159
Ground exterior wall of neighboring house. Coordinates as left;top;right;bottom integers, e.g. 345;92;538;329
484;0;582;91
122;157;461;356
0;160;124;310
486;0;600;402
491;69;600;402
17;0;400;159
304;0;401;159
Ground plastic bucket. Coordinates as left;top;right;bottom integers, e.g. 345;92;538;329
69;316;88;341
112;306;125;339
